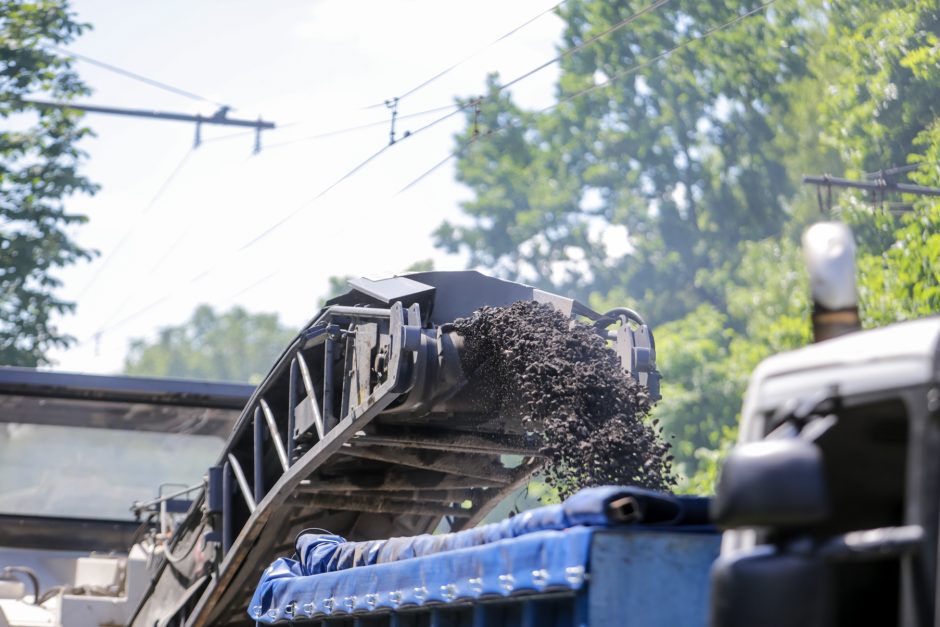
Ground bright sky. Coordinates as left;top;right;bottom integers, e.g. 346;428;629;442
49;0;564;374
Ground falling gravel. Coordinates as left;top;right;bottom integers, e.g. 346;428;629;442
452;301;675;497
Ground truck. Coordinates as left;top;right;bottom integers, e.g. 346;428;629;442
0;221;933;627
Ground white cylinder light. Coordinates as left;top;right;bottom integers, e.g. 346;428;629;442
802;222;858;311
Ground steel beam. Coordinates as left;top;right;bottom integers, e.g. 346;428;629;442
340;446;514;483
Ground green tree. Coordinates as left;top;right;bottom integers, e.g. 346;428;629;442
0;0;96;366
123;305;296;384
436;0;940;492
436;0;812;322
812;0;940;325
638;236;811;484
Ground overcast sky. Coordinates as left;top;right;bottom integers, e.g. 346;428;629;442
49;0;564;374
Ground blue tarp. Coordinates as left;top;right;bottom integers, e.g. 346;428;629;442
248;486;710;622
250;526;594;622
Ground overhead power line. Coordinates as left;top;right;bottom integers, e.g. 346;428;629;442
366;0;568;108
48;45;231;110
78;0;677;340
499;0;671;93
544;0;778;114
105;103;468;323
262;103;461;151
84;103;469;341
81;0;770;344
76;148;195;301
397;0;778;194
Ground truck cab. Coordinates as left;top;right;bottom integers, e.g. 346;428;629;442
713;315;940;626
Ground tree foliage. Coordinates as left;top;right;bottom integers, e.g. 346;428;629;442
0;0;96;366
123;305;296;384
437;1;811;320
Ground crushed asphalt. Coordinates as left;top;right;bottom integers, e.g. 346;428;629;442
451;301;675;497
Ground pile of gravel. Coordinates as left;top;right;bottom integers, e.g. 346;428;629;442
452;301;675;497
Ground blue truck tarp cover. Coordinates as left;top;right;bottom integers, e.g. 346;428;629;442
248;486;709;622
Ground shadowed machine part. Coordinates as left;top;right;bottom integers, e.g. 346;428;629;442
129;271;660;626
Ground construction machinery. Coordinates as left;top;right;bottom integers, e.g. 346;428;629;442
0;271;661;626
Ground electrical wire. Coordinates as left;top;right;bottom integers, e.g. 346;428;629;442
199;121;304;145
76;0;671;341
78;104;464;335
396;130;494;195
76;148;195;301
498;0;671;93
391;0;674;193
1;567;41;605
397;0;778;195
79;139;404;346
261;103;461;150
47;45;231;110
365;0;568;108
84;0;744;318
235;103;465;251
236;143;394;251
82;103;461;342
542;0;778;115
80;0;772;345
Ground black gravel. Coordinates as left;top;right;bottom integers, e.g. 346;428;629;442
452;301;675;497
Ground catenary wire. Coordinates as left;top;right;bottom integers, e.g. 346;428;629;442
196;103;460;149
81;0;765;344
396;130;494;195
224;0;668;150
201;0;658;150
76;148;195;301
391;0;677;192
84;104;469;341
498;0;671;93
261;103;461;150
237;104;465;250
168;0;776;317
542;0;778;115
85;103;462;315
47;45;231;110
396;0;778;194
80;1;621;320
365;1;568;108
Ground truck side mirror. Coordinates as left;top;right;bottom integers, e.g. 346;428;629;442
711;439;829;528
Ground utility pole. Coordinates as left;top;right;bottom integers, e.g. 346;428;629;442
21;98;276;153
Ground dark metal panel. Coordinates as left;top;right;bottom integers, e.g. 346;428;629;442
0;366;254;409
0;394;240;436
346;276;436;307
406;271;539;324
0;513;139;552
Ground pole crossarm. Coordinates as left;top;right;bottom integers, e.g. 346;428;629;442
803;173;940;197
20;98;276;152
20;98;275;129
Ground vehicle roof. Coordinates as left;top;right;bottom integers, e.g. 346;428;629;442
739;316;940;441
0;367;254;437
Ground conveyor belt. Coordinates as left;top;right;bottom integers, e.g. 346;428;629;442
129;271;660;626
